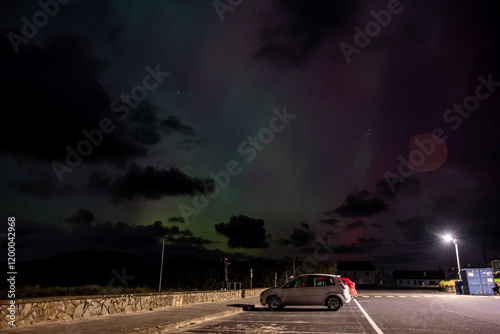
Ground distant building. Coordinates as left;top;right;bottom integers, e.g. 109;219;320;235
490;258;500;274
393;270;442;287
439;266;459;280
375;269;392;286
337;260;376;285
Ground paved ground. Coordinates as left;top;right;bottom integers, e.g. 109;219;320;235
4;290;498;333
166;291;500;334
1;297;261;334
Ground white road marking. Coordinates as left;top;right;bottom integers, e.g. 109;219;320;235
353;298;384;334
357;294;474;299
444;309;500;326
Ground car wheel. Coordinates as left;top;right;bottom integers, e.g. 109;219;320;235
266;295;283;310
326;296;342;311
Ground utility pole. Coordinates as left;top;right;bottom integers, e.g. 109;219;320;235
159;238;165;292
285;257;297;276
250;268;253;289
220;257;230;289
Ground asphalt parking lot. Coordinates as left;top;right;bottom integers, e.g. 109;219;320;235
168;291;500;334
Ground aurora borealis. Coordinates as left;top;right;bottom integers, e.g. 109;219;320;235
1;0;500;272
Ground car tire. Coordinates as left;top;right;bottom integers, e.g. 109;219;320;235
326;296;342;311
266;295;283;310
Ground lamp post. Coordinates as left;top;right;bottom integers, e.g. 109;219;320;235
443;234;461;276
285;257;297;276
159;238;165;292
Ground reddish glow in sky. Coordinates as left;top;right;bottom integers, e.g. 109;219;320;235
1;0;499;272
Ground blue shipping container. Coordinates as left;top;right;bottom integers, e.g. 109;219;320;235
460;268;495;295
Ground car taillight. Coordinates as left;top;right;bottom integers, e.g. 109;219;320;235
336;277;346;289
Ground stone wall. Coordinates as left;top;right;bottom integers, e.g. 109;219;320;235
0;288;267;330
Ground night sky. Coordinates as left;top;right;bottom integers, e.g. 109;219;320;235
1;0;500;273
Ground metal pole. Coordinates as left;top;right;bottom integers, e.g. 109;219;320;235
274;272;277;287
224;258;229;288
250;268;253;289
159;238;165;292
454;239;461;276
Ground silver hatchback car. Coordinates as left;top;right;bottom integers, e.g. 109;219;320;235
260;274;351;311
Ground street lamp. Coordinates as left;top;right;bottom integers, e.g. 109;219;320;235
285;257;297;276
159;238;165;292
443;234;461;276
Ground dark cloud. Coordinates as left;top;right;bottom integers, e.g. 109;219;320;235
10;176;74;199
428;184;500;248
64;209;95;225
160;116;195;135
470;184;500;241
326;191;388;218
393;216;438;243
70;220;196;250
175;138;204;151
0;0;15;10
165;236;212;246
358;236;382;245
0;32;147;164
168;217;186;223
278;238;292;246
332;236;384;254
86;164;214;202
300;232;340;255
0;217;67;260
345;220;366;231
280;223;315;248
0;213;211;261
320;218;339;225
214;215;270;248
126;103;163;145
256;0;357;66
290;228;313;248
299;222;309;230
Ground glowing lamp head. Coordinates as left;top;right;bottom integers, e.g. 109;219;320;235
443;234;454;242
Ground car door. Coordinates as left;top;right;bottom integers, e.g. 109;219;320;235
307;275;336;304
282;276;309;305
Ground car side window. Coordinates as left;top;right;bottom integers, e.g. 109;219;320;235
311;276;335;286
285;276;309;288
283;278;297;288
